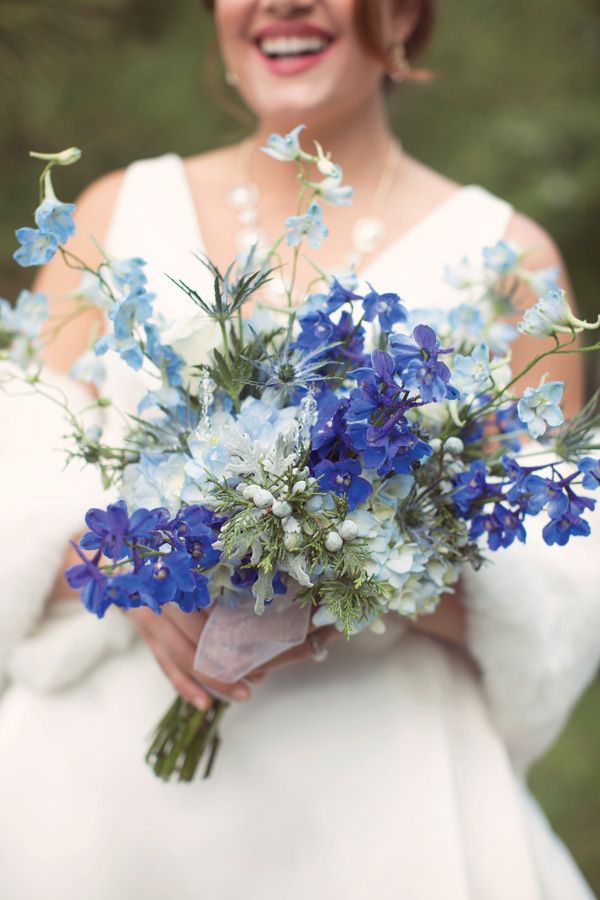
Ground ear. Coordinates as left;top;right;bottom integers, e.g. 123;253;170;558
385;0;422;46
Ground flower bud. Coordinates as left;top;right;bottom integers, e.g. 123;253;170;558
444;437;464;455
337;520;359;542
272;500;293;518
325;531;343;552
429;438;443;454
252;488;274;508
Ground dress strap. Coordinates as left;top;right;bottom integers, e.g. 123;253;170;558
361;185;515;310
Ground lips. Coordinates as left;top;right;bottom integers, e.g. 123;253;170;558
252;22;336;76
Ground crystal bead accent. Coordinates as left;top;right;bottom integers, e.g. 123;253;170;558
228;182;260;211
352;216;387;254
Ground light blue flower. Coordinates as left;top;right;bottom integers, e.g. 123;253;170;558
0;290;48;337
448;304;485;344
443;256;477;290
285;202;328;249
483;240;518;275
121;452;188;514
485;321;517;356
517;381;565;439
261;124;305;162
95;334;144;370
13;227;58;267
309;173;354;206
235;397;297;446
451;343;492;395
34;198;76;244
405;307;447;335
524;264;561;297
70;350;107;388
108;287;154;339
106;256;148;293
518;288;599;338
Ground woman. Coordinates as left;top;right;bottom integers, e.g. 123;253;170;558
1;1;598;897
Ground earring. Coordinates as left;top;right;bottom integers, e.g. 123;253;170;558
225;68;239;88
387;41;410;83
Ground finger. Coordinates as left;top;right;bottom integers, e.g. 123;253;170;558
149;637;213;712
147;612;251;702
163;604;206;644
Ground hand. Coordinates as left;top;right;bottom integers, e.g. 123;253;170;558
125;604;253;711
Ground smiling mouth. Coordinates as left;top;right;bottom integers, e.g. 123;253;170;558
256;34;334;60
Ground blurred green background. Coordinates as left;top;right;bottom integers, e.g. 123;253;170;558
1;0;599;889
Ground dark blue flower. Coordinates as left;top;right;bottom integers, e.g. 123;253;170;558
542;513;591;546
141;551;211;610
496;403;523;453
326;279;362;313
361;287;407;331
13;227;58;267
453;460;494;516
330;310;367;364
65;546;108;616
80;501;169;560
579;457;600;491
169;505;222;567
314;457;372;510
310;392;350;456
390;325;455;402
293;311;337;351
469;504;526;550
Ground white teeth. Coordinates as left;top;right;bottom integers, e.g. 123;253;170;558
259;35;329;57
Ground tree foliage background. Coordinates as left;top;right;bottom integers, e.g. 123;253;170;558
1;0;599;887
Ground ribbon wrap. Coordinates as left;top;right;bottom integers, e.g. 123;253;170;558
193;590;312;687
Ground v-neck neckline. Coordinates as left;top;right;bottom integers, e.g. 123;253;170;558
173;152;475;289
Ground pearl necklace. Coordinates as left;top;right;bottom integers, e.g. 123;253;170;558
227;135;402;302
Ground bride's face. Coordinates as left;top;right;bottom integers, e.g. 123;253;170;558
213;0;390;127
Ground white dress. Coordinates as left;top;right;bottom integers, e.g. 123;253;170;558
0;154;599;900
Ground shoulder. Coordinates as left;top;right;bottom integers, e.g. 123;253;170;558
504;209;565;271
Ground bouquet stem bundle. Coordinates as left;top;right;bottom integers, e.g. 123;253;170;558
145;695;229;782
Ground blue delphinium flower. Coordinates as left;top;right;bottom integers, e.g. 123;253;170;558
311;173;354;206
261;124;305;162
285;202;328;249
361;286;407;332
469;503;526;550
34;197;76;243
325;278;362;313
518;288;599;338
451;343;492;396
169;505;222;568
579;458;600;491
95;333;144;370
0;290;48;337
453;460;493;515
542;512;591;546
109;287;155;339
448;304;485;346
524;265;561;297
495;403;522;452
144;324;184;386
310;392;350;458
107;256;148;293
483;240;518;274
517;381;564;439
70;350;107;389
141;552;211;611
390;325;456;402
293;310;337;351
80;500;169;560
65;546;108;615
13;227;58;267
331;311;366;364
313;458;372;510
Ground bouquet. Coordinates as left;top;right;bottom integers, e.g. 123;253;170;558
3;133;600;782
